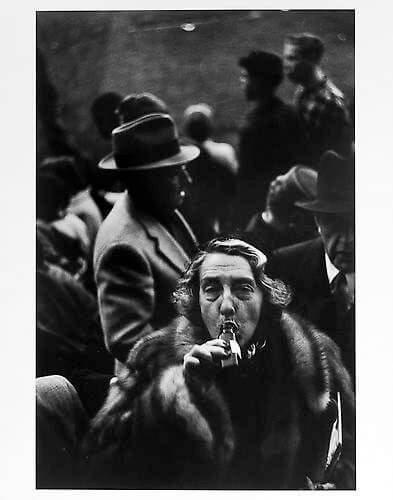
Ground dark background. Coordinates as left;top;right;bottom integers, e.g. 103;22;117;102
37;10;354;164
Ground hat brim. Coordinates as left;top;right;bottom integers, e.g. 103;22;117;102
98;144;200;171
295;199;354;213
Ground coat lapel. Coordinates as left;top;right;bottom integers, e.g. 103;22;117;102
304;239;331;297
138;211;190;274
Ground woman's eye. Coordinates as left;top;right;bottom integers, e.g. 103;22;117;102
203;286;220;297
236;285;253;295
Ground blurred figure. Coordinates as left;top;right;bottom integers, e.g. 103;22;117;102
37;155;104;289
90;92;125;214
266;151;355;380
94;113;199;373
37;232;114;416
246;165;318;254
237;50;306;227
116;92;169;124
283;33;353;164
36;375;88;488
37;156;92;283
37;48;95;196
67;186;103;248
182;103;238;242
91;92;122;141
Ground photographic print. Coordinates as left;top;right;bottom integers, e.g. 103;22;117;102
36;9;355;490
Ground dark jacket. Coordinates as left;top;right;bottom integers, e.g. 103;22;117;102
245;210;318;256
237;96;306;227
182;141;237;243
84;312;355;490
266;238;355;381
37;263;114;416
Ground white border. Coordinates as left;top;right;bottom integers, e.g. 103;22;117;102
1;2;392;499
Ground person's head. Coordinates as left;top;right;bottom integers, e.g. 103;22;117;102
98;113;199;214
126;164;193;213
296;150;355;273
266;165;318;228
283;33;324;84
315;211;354;273
91;92;122;140
174;238;291;347
37;156;85;221
116;92;169;125
238;50;283;101
183;103;213;143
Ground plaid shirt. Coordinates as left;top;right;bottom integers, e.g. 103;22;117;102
295;76;353;163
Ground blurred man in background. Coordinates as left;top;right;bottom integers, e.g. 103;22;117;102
283;33;353;164
245;165;318;254
91;92;123;142
182;103;238;242
237;50;306;228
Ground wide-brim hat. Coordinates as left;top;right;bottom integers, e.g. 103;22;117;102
296;150;354;213
99;113;200;172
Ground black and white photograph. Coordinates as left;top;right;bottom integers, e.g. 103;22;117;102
2;4;392;498
35;9;356;490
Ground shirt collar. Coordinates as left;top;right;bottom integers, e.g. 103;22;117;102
325;252;340;285
325;252;355;302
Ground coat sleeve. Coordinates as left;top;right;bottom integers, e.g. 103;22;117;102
95;243;155;364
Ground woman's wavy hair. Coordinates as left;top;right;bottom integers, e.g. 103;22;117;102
173;237;292;336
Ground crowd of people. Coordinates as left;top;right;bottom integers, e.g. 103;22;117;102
36;32;355;490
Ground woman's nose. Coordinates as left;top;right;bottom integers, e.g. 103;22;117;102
219;290;236;318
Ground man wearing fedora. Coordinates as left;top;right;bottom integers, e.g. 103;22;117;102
94;113;199;371
266;150;355;382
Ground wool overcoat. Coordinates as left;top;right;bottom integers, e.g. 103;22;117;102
94;193;195;370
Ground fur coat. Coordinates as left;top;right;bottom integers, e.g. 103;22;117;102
84;310;355;490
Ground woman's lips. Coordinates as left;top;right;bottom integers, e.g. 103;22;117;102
219;321;240;341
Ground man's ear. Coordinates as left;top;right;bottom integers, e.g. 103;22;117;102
314;215;321;234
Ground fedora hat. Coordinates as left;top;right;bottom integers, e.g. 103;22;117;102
99;113;199;172
296;150;354;213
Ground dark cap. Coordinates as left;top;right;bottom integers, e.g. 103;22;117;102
116;92;169;124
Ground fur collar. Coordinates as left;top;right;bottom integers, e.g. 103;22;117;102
279;311;332;413
126;312;335;414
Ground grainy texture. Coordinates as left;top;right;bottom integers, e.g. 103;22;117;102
36;10;354;163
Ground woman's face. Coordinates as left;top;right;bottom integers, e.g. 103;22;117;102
198;253;263;348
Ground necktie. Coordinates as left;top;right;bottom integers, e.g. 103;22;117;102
331;272;351;312
164;210;198;257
